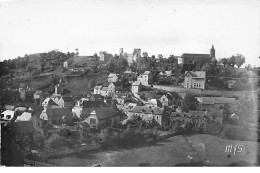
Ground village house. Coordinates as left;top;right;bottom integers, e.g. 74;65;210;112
137;71;153;86
89;94;105;101
196;97;236;111
94;82;115;97
183;71;206;89
131;81;141;93
159;93;173;107
0;110;15;121
72;98;89;118
145;99;162;108
58;96;75;109
108;73;119;83
41;98;60;109
177;93;187;107
83;107;120;129
45;107;73;124
127;106;165;125
123;70;137;81
33;90;44;100
82;100;108;117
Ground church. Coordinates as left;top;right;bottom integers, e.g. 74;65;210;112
178;45;216;71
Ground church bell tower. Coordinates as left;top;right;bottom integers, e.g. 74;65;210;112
210;44;215;58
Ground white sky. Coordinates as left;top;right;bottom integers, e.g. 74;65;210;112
0;0;260;66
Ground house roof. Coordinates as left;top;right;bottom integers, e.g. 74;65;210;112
185;71;206;78
4;105;15;111
197;97;236;105
46;107;73;117
11;121;34;133
88;107;118;120
143;71;151;75
82;101;108;108
178;93;187;100
128;106;164;115
181;53;211;59
132;81;141;86
62;96;74;102
95;86;103;90
108;73;117;78
15;112;32;122
44;98;59;106
101;87;108;91
34;90;43;95
91;94;104;101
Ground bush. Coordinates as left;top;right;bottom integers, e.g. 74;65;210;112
44;133;75;150
204;122;224;136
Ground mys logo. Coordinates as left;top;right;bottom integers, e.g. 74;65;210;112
225;144;244;155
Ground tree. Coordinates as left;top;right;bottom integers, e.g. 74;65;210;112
219;58;229;67
90;80;96;88
182;93;199;112
234;54;245;68
228;56;236;67
116;57;128;73
26;64;35;74
129;60;137;72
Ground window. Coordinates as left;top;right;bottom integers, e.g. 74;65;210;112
1;114;4;118
163;98;165;101
193;83;201;88
6;115;11;119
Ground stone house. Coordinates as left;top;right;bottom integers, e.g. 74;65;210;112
127;106;165;125
94;82;115;97
108;73;118;83
131;81;141;93
183;71;206;89
137;71;152;86
58;96;75;109
196;97;236;111
83;107;120;129
159;93;173;107
89;94;105;101
45;107;73;124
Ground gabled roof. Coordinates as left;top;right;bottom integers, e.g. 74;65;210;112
128;106;164;115
34;90;43;95
15;112;32;122
181;53;211;59
46;107;72;117
178;93;187;100
196;97;236;105
90;94;104;101
132;81;141;86
82;101;108;108
4;105;15;111
143;71;151;75
62;96;74;102
88;107;118;120
101;87;108;91
185;71;206;78
47;98;59;106
108;73;118;78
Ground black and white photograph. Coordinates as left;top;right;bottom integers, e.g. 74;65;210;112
0;0;260;167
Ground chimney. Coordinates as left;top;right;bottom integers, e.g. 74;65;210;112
77;100;81;107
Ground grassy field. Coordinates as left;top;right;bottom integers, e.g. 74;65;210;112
47;134;259;166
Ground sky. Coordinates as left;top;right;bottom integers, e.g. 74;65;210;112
0;0;260;66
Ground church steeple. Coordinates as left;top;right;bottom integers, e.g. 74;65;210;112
210;44;215;58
